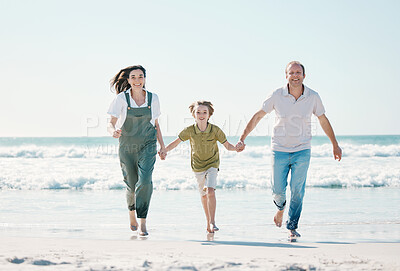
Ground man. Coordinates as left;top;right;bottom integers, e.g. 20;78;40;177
237;61;342;239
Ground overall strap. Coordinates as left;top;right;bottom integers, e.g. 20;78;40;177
124;91;131;108
147;91;153;108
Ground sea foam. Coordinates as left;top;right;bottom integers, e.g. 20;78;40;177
0;139;399;190
1;143;399;159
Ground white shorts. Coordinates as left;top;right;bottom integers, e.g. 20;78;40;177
194;167;218;196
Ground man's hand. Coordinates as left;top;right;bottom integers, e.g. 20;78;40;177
333;145;342;161
235;141;246;152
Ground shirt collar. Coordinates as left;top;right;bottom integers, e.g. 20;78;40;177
194;123;212;134
282;84;290;96
126;89;148;104
282;84;310;98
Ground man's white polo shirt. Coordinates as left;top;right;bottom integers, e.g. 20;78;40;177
262;84;325;152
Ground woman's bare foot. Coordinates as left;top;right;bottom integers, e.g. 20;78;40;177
139;218;148;236
129;211;138;231
274;209;285;227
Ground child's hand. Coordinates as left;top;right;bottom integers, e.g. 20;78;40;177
158;151;167;160
158;148;168;160
235;141;245;152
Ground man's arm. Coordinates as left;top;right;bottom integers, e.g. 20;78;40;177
318;114;342;161
237;110;267;151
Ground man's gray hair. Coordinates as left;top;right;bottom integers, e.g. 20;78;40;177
285;61;305;75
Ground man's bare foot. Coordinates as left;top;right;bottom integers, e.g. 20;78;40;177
274;209;284;227
289;229;301;238
129;211;138;231
288;229;301;242
139;219;148;236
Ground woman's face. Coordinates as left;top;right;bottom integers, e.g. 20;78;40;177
127;69;145;90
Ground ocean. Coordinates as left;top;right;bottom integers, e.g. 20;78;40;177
1;136;399;243
0;136;399;190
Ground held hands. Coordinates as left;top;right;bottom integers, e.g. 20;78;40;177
113;129;122;138
235;141;246;152
158;147;167;160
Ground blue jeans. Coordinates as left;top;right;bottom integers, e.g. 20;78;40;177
271;149;311;230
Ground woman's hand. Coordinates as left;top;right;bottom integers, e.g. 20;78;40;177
158;147;167;160
113;129;122;138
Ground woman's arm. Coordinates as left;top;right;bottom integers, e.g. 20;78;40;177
155;119;166;150
108;116;121;138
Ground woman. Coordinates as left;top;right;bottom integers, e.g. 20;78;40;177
107;65;166;236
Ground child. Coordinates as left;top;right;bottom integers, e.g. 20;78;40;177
161;101;238;233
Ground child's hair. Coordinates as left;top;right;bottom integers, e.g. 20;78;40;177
189;101;214;117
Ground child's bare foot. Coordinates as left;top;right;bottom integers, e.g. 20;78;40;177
274;209;285;227
206;221;214;233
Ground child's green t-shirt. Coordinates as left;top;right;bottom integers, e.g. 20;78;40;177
178;123;227;172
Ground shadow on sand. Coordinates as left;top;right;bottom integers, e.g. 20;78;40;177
193;240;317;249
315;241;354;245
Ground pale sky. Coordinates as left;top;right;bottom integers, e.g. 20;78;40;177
1;0;399;137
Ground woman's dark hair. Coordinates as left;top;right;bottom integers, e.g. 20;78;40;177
110;65;146;94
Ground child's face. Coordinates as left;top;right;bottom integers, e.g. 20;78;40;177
193;105;210;124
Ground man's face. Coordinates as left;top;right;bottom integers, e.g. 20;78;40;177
286;64;305;88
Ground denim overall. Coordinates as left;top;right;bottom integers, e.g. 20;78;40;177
119;91;157;218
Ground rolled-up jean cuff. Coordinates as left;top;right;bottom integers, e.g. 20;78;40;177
274;200;286;211
128;205;135;211
286;220;297;230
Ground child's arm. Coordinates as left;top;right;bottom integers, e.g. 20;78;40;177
158;137;182;160
159;138;182;160
223;141;238;152
165;138;183;152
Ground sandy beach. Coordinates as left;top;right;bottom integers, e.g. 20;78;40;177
2;236;400;270
1;135;399;270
